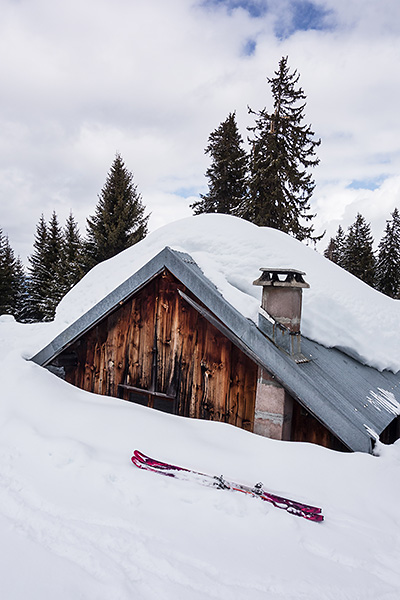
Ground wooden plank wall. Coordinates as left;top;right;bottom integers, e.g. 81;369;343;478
63;270;257;431
290;402;349;451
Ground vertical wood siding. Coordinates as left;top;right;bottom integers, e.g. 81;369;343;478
63;270;257;431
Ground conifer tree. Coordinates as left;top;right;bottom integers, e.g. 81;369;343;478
85;153;149;269
342;213;375;286
243;56;321;241
0;230;18;315
375;208;400;298
0;229;28;320
324;225;346;267
61;211;84;292
323;238;335;262
27;215;48;321
191;112;248;215
13;256;29;322
45;211;64;308
28;212;64;321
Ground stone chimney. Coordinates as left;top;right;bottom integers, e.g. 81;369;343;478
253;268;309;360
252;268;310;441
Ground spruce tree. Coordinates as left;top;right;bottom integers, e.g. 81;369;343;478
324;225;346;267
13;256;29;322
28;212;64;322
342;213;375;286
61;211;84;292
0;229;29;320
45;211;64;310
85;153;149;269
0;230;17;315
27;214;48;321
191;112;248;215
243;56;321;240
375;208;400;298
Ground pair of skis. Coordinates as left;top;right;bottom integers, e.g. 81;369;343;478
131;450;323;522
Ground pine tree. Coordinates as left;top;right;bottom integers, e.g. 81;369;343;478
27;214;48;321
324;225;346;267
45;211;64;310
0;230;17;315
375;208;400;298
85;153;149;269
0;230;28;320
28;212;64;322
323;238;335;261
343;213;375;286
13;256;29;322
243;56;321;240
61;211;84;292
191;112;248;215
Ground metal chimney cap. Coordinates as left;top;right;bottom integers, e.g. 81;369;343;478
253;268;310;289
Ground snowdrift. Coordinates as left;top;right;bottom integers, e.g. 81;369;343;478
1;216;400;598
0;316;400;599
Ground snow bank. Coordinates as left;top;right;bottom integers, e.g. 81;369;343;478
53;214;400;373
1;317;400;599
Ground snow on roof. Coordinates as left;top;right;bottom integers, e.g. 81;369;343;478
55;214;400;374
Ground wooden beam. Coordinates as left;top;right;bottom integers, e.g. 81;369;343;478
117;384;176;400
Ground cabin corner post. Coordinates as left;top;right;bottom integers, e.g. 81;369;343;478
253;367;293;440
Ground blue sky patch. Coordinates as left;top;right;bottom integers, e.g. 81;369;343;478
242;38;257;56
200;0;268;18
347;175;388;191
276;1;335;39
174;185;204;198
200;1;335;38
292;1;332;31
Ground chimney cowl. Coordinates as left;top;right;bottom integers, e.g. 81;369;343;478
253;268;310;342
253;268;310;289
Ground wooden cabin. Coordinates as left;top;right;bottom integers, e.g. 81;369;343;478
61;269;258;431
31;247;400;454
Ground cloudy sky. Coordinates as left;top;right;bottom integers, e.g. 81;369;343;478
1;0;400;264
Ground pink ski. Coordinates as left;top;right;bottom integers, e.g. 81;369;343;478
131;450;323;522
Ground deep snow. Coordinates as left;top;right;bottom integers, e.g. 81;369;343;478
1;215;400;599
1;318;400;599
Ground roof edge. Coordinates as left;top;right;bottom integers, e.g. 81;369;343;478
30;247;177;366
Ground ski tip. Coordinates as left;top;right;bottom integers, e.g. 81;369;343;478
307;513;324;522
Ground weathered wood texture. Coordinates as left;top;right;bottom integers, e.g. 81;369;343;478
290;401;349;451
62;270;257;431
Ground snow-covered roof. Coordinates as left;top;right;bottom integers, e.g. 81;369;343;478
30;216;400;452
52;214;400;374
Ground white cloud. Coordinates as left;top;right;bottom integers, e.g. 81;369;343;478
314;176;400;248
0;0;400;263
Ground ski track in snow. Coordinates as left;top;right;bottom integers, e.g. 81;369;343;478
1;433;400;600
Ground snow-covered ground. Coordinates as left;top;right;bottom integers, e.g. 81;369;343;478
1;317;400;599
1;215;400;599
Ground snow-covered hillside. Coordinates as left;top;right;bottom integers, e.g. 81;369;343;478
52;214;400;373
1;215;400;599
1;315;400;599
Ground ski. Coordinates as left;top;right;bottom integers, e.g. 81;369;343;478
131;450;324;522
